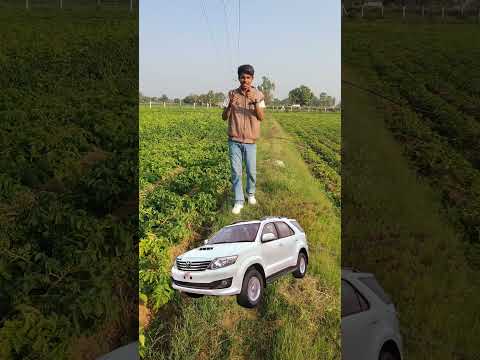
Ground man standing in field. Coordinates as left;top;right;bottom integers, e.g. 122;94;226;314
222;64;266;215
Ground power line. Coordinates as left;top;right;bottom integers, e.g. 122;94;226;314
221;0;235;82
237;0;241;67
199;0;229;83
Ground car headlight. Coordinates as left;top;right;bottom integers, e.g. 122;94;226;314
208;256;238;270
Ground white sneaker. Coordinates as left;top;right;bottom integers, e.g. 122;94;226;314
232;203;244;215
248;195;257;205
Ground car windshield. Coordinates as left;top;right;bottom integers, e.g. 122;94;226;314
208;223;260;244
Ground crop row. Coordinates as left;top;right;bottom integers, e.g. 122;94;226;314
274;112;341;207
343;23;480;263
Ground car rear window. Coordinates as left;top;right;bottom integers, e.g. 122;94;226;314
359;277;392;304
274;221;295;238
290;220;304;233
341;280;369;317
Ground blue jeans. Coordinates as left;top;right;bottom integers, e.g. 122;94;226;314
228;139;256;205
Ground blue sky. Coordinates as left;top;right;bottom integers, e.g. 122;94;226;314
140;0;341;102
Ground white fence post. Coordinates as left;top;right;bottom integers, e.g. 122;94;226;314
193;102;196;109
60;0;63;9
149;100;151;109
422;6;425;17
442;7;445;19
130;0;133;12
361;5;364;17
403;6;406;18
163;102;166;108
26;0;29;10
381;5;384;17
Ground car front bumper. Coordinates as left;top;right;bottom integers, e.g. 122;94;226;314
171;266;242;295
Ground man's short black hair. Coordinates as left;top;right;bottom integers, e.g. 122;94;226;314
238;64;254;77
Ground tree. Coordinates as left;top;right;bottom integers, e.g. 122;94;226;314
271;98;283;106
160;94;169;102
288;85;314;106
258;76;276;105
183;94;199;104
319;92;336;108
213;92;225;104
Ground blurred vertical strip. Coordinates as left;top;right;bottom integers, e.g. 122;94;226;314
342;2;480;359
0;2;139;359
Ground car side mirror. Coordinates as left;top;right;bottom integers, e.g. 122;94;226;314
204;239;209;245
262;233;276;242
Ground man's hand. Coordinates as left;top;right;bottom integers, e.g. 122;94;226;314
245;88;257;104
228;91;236;106
223;91;235;120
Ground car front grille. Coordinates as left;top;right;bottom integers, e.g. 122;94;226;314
176;259;211;271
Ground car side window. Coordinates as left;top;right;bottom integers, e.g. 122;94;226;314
274;221;295;238
341;280;369;317
261;223;278;241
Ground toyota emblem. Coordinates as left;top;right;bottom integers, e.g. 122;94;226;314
186;261;191;268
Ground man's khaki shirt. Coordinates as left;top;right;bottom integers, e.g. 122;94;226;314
224;87;265;144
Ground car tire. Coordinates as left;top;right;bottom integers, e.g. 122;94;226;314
293;252;307;278
237;268;264;308
184;292;204;298
379;350;400;360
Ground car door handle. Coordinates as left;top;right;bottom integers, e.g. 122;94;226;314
369;320;379;325
276;243;283;247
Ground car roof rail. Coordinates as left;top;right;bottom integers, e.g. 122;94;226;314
260;216;290;221
230;220;249;225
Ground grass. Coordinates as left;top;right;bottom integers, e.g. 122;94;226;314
143;110;341;359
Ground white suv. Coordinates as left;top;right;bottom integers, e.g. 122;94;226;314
171;217;309;308
342;268;403;360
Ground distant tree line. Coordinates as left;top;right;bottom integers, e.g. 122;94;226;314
140;77;340;109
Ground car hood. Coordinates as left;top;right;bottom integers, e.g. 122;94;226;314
178;242;255;261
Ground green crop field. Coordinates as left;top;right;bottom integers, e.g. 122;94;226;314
139;107;231;312
275;113;341;207
140;107;341;359
343;22;480;358
0;9;137;360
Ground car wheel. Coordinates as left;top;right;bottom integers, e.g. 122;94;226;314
293;252;307;278
184;292;204;298
379;350;400;360
237;268;264;308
